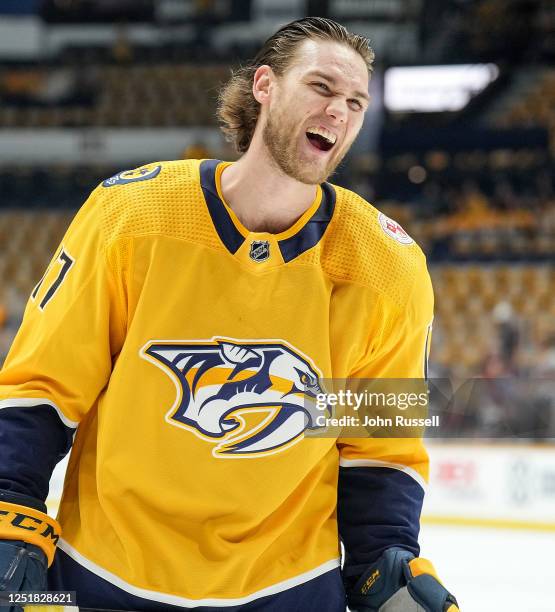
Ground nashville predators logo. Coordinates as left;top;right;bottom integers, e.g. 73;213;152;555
102;164;162;187
140;337;328;458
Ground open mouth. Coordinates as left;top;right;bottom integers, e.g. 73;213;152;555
306;128;336;152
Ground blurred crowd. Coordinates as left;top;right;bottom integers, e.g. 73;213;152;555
347;147;555;261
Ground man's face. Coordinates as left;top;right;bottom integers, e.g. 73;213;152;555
261;39;370;185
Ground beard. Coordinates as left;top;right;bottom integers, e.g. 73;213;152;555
262;102;349;185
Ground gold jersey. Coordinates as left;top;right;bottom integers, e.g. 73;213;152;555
0;159;433;607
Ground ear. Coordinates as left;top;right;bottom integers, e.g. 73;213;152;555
252;65;274;105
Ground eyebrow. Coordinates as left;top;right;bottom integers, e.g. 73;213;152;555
306;70;370;102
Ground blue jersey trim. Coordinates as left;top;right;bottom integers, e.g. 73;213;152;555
199;159;245;255
338;466;423;581
0;404;74;502
0;490;47;513
278;181;336;263
49;548;346;611
199;160;336;262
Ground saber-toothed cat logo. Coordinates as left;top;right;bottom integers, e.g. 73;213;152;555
140;338;328;458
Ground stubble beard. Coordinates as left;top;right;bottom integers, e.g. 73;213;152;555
262;105;347;185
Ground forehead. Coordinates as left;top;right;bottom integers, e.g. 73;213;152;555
288;38;369;92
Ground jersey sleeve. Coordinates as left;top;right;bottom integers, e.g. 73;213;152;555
0;186;127;562
337;256;434;585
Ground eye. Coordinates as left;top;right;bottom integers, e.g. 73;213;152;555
313;82;331;93
348;99;363;111
300;373;309;384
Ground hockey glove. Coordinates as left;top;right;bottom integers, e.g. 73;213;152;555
0;500;60;567
347;547;459;612
0;540;47;611
0;499;61;610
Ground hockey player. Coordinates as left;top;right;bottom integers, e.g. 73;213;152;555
0;17;458;612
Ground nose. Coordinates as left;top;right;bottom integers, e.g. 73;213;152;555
325;97;348;124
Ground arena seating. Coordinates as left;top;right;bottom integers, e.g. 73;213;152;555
431;264;554;372
0;64;229;128
496;68;555;148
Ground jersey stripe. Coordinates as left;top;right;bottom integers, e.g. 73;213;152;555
57;539;340;608
0;398;78;429
278;182;336;262
339;457;427;491
199;159;245;254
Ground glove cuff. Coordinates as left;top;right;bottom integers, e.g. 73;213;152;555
407;557;441;582
0;501;60;566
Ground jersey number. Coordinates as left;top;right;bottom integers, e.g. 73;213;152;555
31;247;75;310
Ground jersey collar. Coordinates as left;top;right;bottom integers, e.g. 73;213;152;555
199;159;336;263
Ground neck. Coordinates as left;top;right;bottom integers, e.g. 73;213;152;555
219;136;318;234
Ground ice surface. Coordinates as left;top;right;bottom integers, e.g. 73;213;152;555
420;523;554;612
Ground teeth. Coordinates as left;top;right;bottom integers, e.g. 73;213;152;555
306;127;337;145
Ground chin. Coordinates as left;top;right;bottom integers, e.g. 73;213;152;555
271;142;338;185
294;156;337;185
293;165;330;185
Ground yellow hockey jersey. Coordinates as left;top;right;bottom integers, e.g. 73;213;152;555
0;159;433;608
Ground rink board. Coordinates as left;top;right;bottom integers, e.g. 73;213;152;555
423;441;555;529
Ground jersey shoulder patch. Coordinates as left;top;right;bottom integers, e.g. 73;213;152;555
378;211;414;245
102;164;162;187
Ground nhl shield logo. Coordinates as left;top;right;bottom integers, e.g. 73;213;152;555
249;240;270;262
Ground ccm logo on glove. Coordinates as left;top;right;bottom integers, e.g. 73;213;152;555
0;502;60;566
0;510;58;541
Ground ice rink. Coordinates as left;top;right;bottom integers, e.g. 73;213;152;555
420;522;553;612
